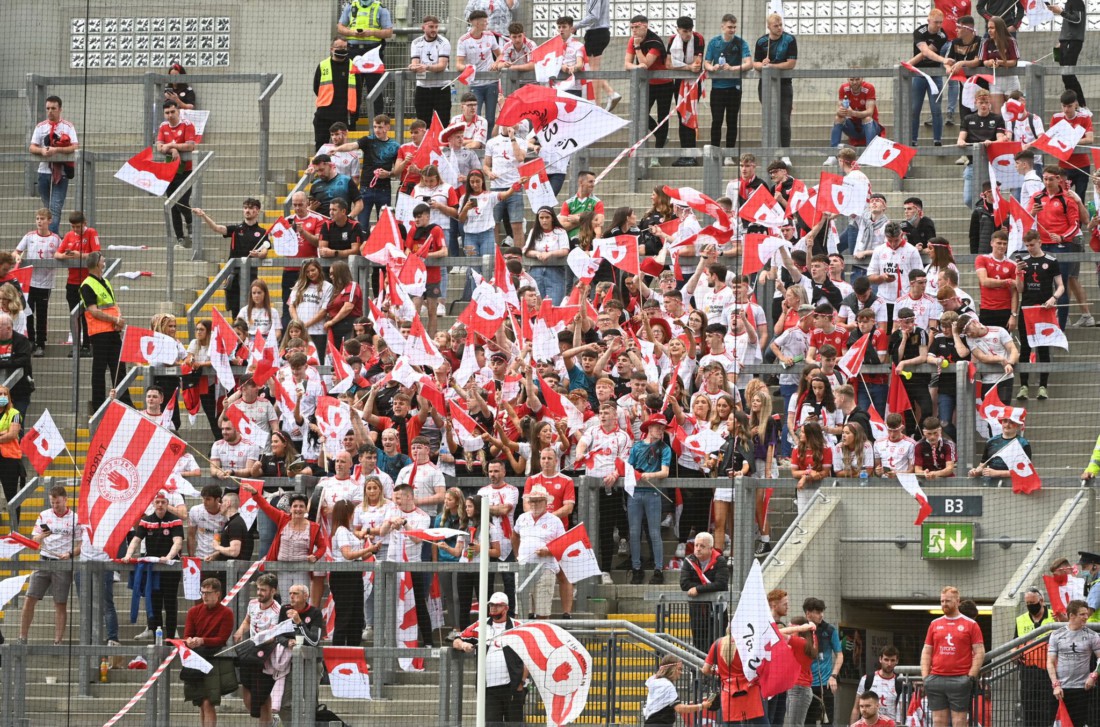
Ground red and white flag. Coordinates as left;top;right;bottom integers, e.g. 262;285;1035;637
167;639;213;673
114;147;180;196
405;315;445;368
497;622;592;727
730;560;797;692
268;217;301;257
593;235;640;275
1007;196;1034;255
21;408;65;476
182;557;202;600
987;140;1025;190
988;163;1008;225
403;527;469;542
546;524;602;584
742;234;788;276
1054;699;1076;727
531;36;566;83
78;401;188;558
397;542;424;671
429;573;445;630
1043;573;1085;618
449;399;485;450
997;438;1042;494
896;472;933;525
683;428;727;465
566;247;602;282
961;74;994;110
663;186;732;228
868;404;888;442
328;338;368;395
0;532;39;559
497;84;580;130
209;308;240;391
458;281;507;339
120;326;180;366
324;647;373;699
397;254;428;298
361;207;405;266
901;61;941;98
1032;119;1087;163
225;403;269;449
977;387;1026;437
411;112;447;171
351;46;385;74
837;332;870;380
237;480;264;529
614;459;640;496
0;575;30;612
676;72;706;130
322;593;337;640
858;136;917;179
456;64;476;85
493;246;519;309
518;158;558;211
738;185;787;226
1022;306;1069;350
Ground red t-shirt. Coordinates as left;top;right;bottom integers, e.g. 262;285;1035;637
838;82;880;124
809;327;849;356
853;719;897;727
524;473;575;525
791;446;833;473
627;34;671;85
156;119;197;172
326;281;363;320
936;0;971;38
975;255;1016;311
403;225;445;284
789;632;817;687
1050;110;1093;170
57;227;101;285
397;142;421;190
704;640;764;721
925;614;984;676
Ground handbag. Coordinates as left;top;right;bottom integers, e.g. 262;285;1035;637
702;692;722;712
236;639;273;667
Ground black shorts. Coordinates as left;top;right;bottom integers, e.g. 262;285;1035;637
424;282;442;299
584;28;610;57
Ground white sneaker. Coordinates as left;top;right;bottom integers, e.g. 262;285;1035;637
600;572;614;585
134;628;153;641
823;156;837;167
604;92;622;112
674;543;686;558
780;156;793;167
1073;314;1096;327
362;626;374;643
955;155;969;165
437;302;446;316
723;157;735;167
660;513;673;528
649;157;661;168
502;236;513;247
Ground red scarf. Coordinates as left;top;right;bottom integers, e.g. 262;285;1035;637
687;552;718;584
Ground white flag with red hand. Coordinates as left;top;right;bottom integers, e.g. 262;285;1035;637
21;408;65;476
268;217;301;256
896;472;933;525
1043;573;1085;618
837;332;870;380
738;185;787;226
237;480;264;529
497;622;592;727
225;403;269;449
996;438;1042;494
0;532;39;559
531;36;566;83
987;141;1024;190
1022;306;1069;350
115;147;180;196
404;315;445;368
78;401;188;558
120;326;180;366
742;234;788;276
546;524;602;584
977;387;1026;437
456;278;507;343
1025;0;1055;26
519;158;558;211
593;235;640;275
182;557;202;600
1032;119;1087;163
324;647;373;699
351;46;385;74
166;639;213;673
857;137;917;179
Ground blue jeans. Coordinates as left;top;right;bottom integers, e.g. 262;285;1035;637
946;78;960;117
75;568;119;642
627;487;664;571
257;507;278;558
778;383;798;457
359;186;391;228
962;164;974;210
910;76;942;144
1048;241;1081;329
37;172;69;235
531;265;567;306
783;685;812;727
938;391;957;439
830;118;882;148
471;84;498;129
857;381;889;420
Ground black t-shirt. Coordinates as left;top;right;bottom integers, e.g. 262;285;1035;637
963;112;1005;143
215;512;254;562
277;603;324;646
810;277;843;311
225;222;266;258
912;24;948;68
320;218;364;251
1016;253;1061;305
928;334;968;394
133;512;184;558
889;327;931;380
901;217;937;249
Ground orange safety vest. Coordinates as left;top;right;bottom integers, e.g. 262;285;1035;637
316;58;357;113
81;275;120;336
0;408;21;459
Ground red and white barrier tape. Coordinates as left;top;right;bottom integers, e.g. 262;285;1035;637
102;557;267;727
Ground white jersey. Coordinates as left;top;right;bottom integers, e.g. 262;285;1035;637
898;293;942;330
579;425;632;477
386;505;432;562
410;35;452;87
477;483;518;560
246;597;283;639
16;231;61;289
30;118;79;175
867;243;924;304
965;327;1014;384
513;511;566;572
449;113;488;146
484;133;522;188
457;31;499;84
693;284;735;328
316;142;362;180
210;438;259;473
318;476;363;529
396;461;447;516
856;671;902;722
188;505;228;559
874;436;916;473
34;507;77;558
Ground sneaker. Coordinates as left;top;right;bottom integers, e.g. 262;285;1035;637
823;156;837;167
107;639;121;647
933;140;942;146
945;118;957;127
723;157;736;167
649;157;661;168
80;345;92;357
436;302;446;316
33;346;44;358
618;538;628;555
604;92;622;112
1016;385;1029;401
270;716;282;727
362;626;374;644
134;628;153;641
671;157;692;167
955;155;969;165
16;637;26;645
650;569;664;585
630;569;645;585
674;543;686;558
1037;386;1049;400
660;513;673;528
1072;314;1096;327
175;238;190;250
600;571;614;586
924;120;932;127
560;612;572;619
67;348;74;358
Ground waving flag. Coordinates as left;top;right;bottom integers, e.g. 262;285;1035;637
739;185;787;226
165;639;213;673
546;524;601;584
120;326;180;366
519;158;558;211
683;428;728;466
1043;573;1085;618
730;560;797;692
676;72;706;130
361;207;406;266
995;438;1042;494
0;574;30;612
114;147;180;196
315;396;354;444
837;332;870;380
411;113;446;170
960;74;994;110
887;365;912;416
868;404;888;442
182;557;202;600
977;387;1026;438
858;136;917;179
0;532;39;559
21;409;66;476
405;315;445;368
531;36;566;83
458;280;508;339
78;401;188;557
456;64;476;85
498;84;580;130
896;472;933;525
396;540;424;671
663;186;731;228
566;247;601;282
237;480;263;529
266;216;300;257
493;246;519;308
987;140;1024;189
742;234;788;276
900;61;940;98
1032;120;1087;163
397;254;428;299
324;647;373;699
497;622;592;727
593;235;640;275
1007;196;1034;255
1022;305;1069;350
1024;0;1055;25
351;46;384;74
209;308;240;391
225;403;269;449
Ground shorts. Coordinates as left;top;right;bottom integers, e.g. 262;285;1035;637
27;567;74;603
1051;241;1082;278
424;282;442;299
924;674;973;712
492;189;524;224
990;74;1021;96
528;567;557;616
713;481;735;503
584;28;611;57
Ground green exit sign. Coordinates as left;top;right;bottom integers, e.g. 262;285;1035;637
922;522;976;561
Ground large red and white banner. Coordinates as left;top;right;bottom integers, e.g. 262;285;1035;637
498;622;592;727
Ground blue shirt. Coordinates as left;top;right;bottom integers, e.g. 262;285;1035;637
628;440;672;473
378;450;412;482
568;364;598;409
810;620;842;687
705;35;751;90
309;173;359;217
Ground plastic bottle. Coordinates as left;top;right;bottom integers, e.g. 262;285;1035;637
717;54;726;68
100;657;109;683
858;470;869;485
155;627;163;646
842;99;850;110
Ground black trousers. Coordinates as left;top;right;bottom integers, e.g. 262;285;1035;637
27;286;49;347
978;307;1012;330
597;487;627;572
165;173;192;240
150;570;181;638
1018;326;1051;388
902;376;934;436
648;83;675;148
1064;687;1095;726
330;571;365;646
1060;40;1086;108
485;683;526;726
1020;665;1057;726
675;470;710;544
412;571;434;644
414;86;451;125
66;283;88;347
710;86;743;149
673;80;697;149
90;331;131;411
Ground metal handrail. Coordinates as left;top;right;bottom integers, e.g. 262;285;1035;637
761;489;826;570
164;150;215;295
282;172;311;216
186;257;243;338
256;73;285;198
1005;489;1088;600
88;365;145;428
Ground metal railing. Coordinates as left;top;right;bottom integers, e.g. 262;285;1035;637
164;149;215;299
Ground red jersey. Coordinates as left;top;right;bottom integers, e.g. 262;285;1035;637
925;614;984;676
404;224;445;284
397;142;421;190
524;473;575;525
789;632;817;687
852;719;896;727
1029;188;1082;245
326;281;363;320
975;254;1017;310
935;0;971;38
1050;110;1093;170
627;33;671;85
156;119;197;172
809;327;849;356
287;212;324;258
791;446;833;472
57;227;101;285
838;82;879;123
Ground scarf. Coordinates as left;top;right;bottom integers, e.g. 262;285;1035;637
667;33;697;69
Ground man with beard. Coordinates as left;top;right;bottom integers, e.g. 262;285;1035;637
453;592;527;725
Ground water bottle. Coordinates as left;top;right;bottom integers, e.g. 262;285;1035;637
717;54;726;68
155;627;163;646
859;470;869;486
842;99;850;110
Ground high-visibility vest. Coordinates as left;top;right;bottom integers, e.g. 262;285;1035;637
316;58;357;113
1016;609;1056;667
81;275;120;336
0;408;21;460
347;0;385;42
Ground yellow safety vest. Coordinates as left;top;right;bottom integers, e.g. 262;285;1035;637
81;275;120;336
347;0;385;42
0;408;20;459
1016;609;1056;667
316;58;357;112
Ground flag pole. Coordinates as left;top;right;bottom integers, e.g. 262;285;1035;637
475;491;490;727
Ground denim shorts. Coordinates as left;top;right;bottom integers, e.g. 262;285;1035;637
492;190;524;223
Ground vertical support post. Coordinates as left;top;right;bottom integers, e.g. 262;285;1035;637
156;644;172;727
702;145;721;199
259;75;273;200
760;67;780;154
956;361;975;470
1028;64;1046;123
453;650;467;724
143;73;157;147
84;152;98;229
629;67;649;187
79;558;94;696
240;258;251;313
476;492;491;727
24;74;38;197
393;71;407;144
191;160;205;260
12;644;25;727
894;65;909;152
165;199;176;300
438;647;452;724
733;478;755;594
973;143;989;198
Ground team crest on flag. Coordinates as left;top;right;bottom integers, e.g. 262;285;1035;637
1022;306;1069;350
114;147;180;196
498;622;592;727
857;136;917;179
21;409;65;476
324;647;373;699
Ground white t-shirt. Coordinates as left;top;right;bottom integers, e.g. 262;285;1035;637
772;327;810;386
35;507;77;558
449;114;489;146
513;510;566;572
831;441;875;473
867;243;924;304
396;461;447;516
237;305;282;337
484;134;522;189
898;293;942;331
457;31;499;84
526;229;569;255
291;281;334;336
316;142;362;180
410;35;452;87
188;504;228;559
331;525;363;562
354;502;392;560
318;476;363;529
461;191;498;234
874;436;916;473
31;118;79;175
965;327;1014;383
16;232;61;289
386;505;432;562
693;284;736;328
210;439;260;473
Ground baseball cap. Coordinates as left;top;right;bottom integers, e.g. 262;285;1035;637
488;592;509;606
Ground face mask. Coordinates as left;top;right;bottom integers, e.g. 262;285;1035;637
0;397;9;407
1027;602;1043;616
333;48;349;60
